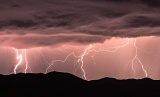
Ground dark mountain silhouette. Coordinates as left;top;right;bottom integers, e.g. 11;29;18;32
0;72;160;97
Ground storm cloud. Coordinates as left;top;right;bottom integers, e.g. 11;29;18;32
0;0;160;48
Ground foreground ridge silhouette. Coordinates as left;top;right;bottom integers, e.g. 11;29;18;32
0;72;159;97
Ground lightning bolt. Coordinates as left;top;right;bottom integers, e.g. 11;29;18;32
11;37;148;80
14;49;23;74
14;49;29;74
131;39;148;78
45;45;93;80
78;45;92;80
92;38;129;53
91;38;147;78
44;38;148;80
24;49;29;73
45;52;78;74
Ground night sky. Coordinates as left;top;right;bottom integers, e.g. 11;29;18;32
0;0;160;80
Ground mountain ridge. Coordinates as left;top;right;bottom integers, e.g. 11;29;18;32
0;71;159;97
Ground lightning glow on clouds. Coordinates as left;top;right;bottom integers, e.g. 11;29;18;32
0;0;160;80
0;36;160;80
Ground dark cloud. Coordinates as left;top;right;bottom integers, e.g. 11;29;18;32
0;34;107;48
99;0;160;7
0;0;160;48
126;16;160;27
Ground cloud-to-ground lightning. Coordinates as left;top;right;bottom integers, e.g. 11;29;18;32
91;38;148;78
24;49;29;73
10;37;149;80
14;49;29;74
78;45;93;80
45;45;93;80
131;39;148;78
14;49;23;74
42;38;148;80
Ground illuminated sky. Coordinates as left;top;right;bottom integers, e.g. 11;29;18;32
0;0;160;80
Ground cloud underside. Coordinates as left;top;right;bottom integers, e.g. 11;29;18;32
0;0;160;48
